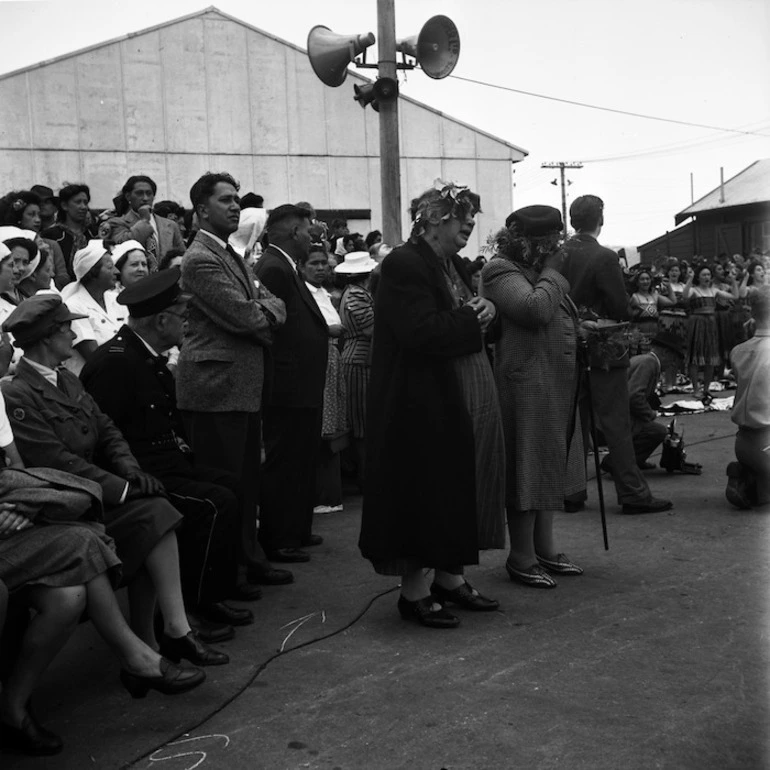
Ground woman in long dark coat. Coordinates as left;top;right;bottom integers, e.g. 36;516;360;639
482;206;585;589
359;182;505;628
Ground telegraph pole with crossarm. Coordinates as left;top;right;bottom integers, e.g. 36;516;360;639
541;161;583;236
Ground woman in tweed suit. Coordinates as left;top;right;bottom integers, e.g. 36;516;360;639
482;206;584;589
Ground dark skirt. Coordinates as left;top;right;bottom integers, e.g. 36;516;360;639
686;314;720;367
0;522;122;592
714;309;734;361
105;497;182;583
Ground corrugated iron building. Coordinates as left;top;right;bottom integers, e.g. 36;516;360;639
0;6;527;253
638;159;770;263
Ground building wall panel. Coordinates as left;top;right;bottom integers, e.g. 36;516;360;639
328;156;371;209
0;150;33;191
246;36;290;155
161;19;208;154
80;153;128;206
121;32;165;153
28;60;79;149
287;156;329;206
251;155;290;205
204;20;252;155
0;75;31;148
76;47;125;151
400;100;441;158
285;48;326;156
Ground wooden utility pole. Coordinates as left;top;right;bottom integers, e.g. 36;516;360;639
541;161;583;236
377;0;402;246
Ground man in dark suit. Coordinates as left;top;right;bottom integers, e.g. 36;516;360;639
562;195;672;514
176;172;292;588
108;175;185;270
80;268;255;637
254;205;329;562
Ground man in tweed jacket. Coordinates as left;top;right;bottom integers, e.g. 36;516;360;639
177;172;290;591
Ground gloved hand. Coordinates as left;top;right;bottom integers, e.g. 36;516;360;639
126;471;166;499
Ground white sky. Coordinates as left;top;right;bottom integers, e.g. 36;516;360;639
1;0;769;248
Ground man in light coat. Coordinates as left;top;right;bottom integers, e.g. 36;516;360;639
177;172;291;590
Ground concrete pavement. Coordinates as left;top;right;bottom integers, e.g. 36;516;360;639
3;406;768;770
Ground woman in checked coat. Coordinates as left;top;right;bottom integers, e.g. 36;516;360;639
482;205;585;589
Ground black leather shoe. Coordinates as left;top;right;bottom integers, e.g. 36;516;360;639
159;631;230;666
197;601;254;626
230;583;263;602
248;567;294;585
0;714;63;756
301;534;323;547
430;581;500;611
266;548;310;563
622;498;673;514
191;618;235;643
397;595;460;628
120;657;206;698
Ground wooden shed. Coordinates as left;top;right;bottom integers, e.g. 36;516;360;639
0;6;527;254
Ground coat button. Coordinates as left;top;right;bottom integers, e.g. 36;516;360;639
81;425;89;434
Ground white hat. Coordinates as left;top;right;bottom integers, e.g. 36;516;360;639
334;251;378;274
72;240;109;282
0;226;24;244
229;208;268;258
0;227;40;276
111;240;146;267
0;243;10;262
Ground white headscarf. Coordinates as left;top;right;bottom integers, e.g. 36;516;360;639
229;208;268;258
61;240;109;299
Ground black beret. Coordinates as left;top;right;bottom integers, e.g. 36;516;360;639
506;205;563;237
265;204;312;231
116;266;186;318
3;294;86;347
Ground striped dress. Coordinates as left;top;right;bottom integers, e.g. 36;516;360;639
340;283;375;439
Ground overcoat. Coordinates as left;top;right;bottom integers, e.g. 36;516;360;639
482;258;584;511
177;230;286;413
1;358;181;580
359;238;484;570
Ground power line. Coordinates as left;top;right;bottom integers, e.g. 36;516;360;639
448;74;770;138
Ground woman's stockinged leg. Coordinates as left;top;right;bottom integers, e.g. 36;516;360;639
0;585;84;727
85;573;162;677
126;567;159;647
143;533;191;639
400;569;432;602
533;510;557;560
433;567;465;591
506;509;537;569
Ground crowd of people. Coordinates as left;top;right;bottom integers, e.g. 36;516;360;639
0;175;767;756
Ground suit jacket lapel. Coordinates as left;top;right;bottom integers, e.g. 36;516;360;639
197;232;254;298
265;246;326;326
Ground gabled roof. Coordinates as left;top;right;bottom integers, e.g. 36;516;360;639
0;5;527;158
675;159;770;224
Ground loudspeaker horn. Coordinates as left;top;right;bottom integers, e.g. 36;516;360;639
396;15;460;80
307;25;376;87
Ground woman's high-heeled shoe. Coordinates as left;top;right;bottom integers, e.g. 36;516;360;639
0;714;63;756
505;560;557;588
397;595;460;628
159;630;229;666
120;657;206;699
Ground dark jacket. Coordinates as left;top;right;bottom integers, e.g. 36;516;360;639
253;245;328;409
80;326;194;479
561;233;630;321
1;358;140;506
359;238;483;569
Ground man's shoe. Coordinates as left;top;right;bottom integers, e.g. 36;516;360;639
622;498;673;514
0;715;63;756
430;581;500;611
266;548;311;563
191;618;235;644
197;602;254;626
230;583;263;602
302;534;323;547
159;631;229;666
248;567;294;585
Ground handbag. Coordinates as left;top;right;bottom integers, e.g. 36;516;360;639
0;467;103;525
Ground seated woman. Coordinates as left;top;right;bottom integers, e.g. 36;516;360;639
111;240;149;293
0;294;227;674
482;206;585;588
17;241;57;300
60;240;126;374
0;229;38;304
0;388;204;756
